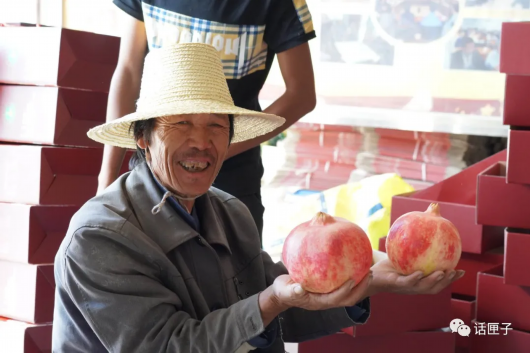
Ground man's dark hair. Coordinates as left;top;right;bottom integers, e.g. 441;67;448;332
461;36;475;46
128;115;235;170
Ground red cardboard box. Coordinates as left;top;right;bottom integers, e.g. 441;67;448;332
342;287;452;337
119;150;135;176
476;265;530;333
0;85;107;147
503;75;530;128
452;250;504;297
506;129;530;184
299;331;455;353
0;203;77;264
378;236;387;252
500;22;530;75
0;318;52;353
390;150;506;254
504;229;530;287
471;326;530;353
0;27;119;92
452;295;476;349
476;162;530;229
0;262;55;324
0;145;102;205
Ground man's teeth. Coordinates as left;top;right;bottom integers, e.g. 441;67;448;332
179;161;209;171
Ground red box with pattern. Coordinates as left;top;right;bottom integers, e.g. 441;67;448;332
0;145;102;205
0;27;119;92
504;229;530;287
0;85;107;147
476;162;530;229
452;296;476;349
503;75;530;128
0;318;52;353
299;331;455;353
0;262;55;324
506;129;530;185
500;22;530;75
342;287;452;337
476;266;530;333
471;326;530;353
0;203;78;264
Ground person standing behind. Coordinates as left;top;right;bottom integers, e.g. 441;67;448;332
97;0;317;244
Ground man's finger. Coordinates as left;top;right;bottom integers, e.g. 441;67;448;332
307;272;372;307
429;269;465;294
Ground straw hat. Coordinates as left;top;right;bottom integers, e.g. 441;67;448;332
87;43;285;149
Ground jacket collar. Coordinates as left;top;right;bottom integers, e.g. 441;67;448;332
125;162;232;254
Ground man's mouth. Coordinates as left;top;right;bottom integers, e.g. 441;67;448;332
178;161;210;172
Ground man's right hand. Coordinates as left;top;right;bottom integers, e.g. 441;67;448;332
257;273;372;328
271;273;372;311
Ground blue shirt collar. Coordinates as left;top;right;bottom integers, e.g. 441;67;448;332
150;170;200;232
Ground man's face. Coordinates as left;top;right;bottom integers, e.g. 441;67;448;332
464;43;475;54
138;114;231;198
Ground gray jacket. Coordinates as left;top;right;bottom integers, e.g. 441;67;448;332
52;163;370;352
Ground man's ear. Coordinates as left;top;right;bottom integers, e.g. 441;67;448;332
137;137;147;149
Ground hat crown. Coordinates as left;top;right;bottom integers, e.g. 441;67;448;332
137;43;234;112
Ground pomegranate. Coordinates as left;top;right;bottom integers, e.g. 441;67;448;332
386;203;462;276
282;212;373;294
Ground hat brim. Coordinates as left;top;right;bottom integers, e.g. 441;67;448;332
87;99;286;149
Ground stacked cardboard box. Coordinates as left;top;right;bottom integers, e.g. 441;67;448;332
470;21;530;352
0;26;120;352
269;122;497;192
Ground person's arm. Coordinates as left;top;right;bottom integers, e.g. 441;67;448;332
225;0;317;159
97;5;148;194
225;43;316;159
59;227;279;353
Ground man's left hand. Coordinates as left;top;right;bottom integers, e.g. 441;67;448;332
367;259;465;297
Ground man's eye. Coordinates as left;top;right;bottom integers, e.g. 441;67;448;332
210;124;225;128
176;121;189;125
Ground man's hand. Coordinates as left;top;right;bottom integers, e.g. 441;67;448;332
368;258;465;296
271;272;372;311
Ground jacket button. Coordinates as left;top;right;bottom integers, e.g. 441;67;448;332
196;237;206;246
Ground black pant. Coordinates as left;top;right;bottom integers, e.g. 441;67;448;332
236;192;265;246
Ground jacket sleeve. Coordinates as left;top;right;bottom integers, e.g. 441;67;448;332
60;226;266;353
261;251;371;343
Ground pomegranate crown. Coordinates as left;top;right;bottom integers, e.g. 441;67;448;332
310;212;335;226
426;203;441;216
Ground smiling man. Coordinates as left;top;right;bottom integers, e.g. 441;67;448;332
52;43;464;353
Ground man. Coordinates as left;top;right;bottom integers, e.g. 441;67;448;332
53;43;464;353
97;0;318;244
450;36;486;70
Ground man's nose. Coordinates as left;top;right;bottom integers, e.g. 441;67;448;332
187;126;212;150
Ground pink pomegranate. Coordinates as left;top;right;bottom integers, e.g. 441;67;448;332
386;203;462;276
282;212;373;294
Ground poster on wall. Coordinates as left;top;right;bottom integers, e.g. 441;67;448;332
261;0;530;128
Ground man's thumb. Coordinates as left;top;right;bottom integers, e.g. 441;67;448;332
291;284;305;296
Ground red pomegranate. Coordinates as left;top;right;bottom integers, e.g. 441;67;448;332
282;212;373;294
386;203;462;276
